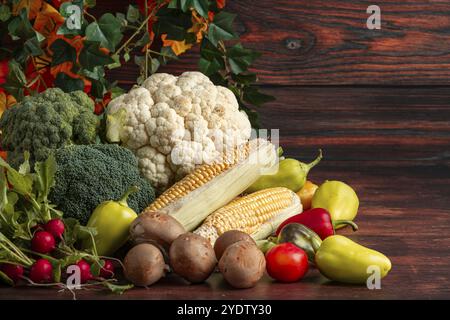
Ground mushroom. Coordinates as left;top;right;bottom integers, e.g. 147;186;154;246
123;243;165;287
169;232;217;283
214;230;256;260
218;240;266;289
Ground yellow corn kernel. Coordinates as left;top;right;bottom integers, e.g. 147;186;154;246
194;187;301;244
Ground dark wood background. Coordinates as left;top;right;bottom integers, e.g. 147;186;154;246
1;0;450;300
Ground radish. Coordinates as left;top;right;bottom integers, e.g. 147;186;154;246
44;219;65;239
0;263;24;283
31;231;56;254
29;259;53;283
99;259;115;279
76;260;92;283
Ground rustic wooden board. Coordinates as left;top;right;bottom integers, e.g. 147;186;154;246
1;87;449;300
96;0;450;86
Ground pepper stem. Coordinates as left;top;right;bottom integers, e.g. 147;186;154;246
118;186;140;206
332;220;359;231
307;149;323;170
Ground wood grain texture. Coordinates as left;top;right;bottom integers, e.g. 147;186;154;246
1;87;449;300
95;0;450;86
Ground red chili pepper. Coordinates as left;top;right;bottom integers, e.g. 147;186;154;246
275;208;358;240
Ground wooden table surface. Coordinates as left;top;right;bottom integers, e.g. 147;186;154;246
2;0;450;300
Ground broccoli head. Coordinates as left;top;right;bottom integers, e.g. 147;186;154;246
0;88;98;168
49;144;155;225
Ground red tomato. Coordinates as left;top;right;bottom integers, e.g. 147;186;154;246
265;243;309;283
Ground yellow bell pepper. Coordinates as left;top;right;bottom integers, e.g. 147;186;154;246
311;180;359;228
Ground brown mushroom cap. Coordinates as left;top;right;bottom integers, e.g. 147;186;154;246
219;240;266;289
214;230;256;260
169;232;217;283
130;211;186;247
124;243;165;287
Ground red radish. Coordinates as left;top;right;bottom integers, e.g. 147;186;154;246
29;259;53;283
31;231;55;254
44;219;65;239
99;259;115;279
0;263;24;283
76;260;93;283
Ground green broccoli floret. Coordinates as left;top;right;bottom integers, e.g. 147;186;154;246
49;144;155;225
0;88;98;168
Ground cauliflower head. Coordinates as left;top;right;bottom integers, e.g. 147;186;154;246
0;88;98;168
106;72;251;191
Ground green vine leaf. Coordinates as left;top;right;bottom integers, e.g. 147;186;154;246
79;41;114;71
85;13;123;51
50;39;77;66
243;87;276;107
227;43;260;74
207;11;236;46
54;72;84;92
198;57;221;76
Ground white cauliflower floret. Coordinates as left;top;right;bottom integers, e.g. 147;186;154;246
106;72;252;191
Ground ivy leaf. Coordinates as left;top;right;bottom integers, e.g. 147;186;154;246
151;58;160;74
154;8;192;41
50;39;77;66
54;72;84;92
227;43;260;74
85;13;123;51
198;57;221;76
179;0;209;19
3;60;27;100
79;41;114;71
207;11;236;46
0;5;11;22
126;5;140;23
243;87;275;107
90;78;106;98
8;9;35;40
159;47;178;64
200;38;222;60
232;72;257;85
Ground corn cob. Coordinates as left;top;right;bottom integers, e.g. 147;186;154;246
194;187;302;245
142;139;278;231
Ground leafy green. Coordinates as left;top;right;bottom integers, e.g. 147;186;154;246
79;41;114;71
54;72;85;92
50;39;77;66
207;11;236;45
85;14;123;51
